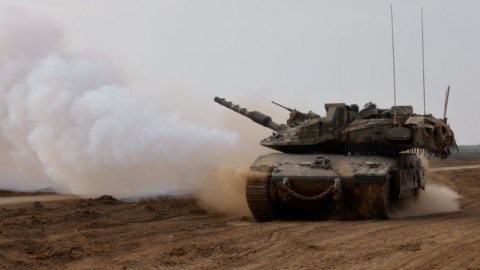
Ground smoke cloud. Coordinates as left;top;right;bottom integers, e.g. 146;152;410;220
0;5;251;214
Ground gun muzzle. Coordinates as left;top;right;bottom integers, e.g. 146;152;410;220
214;97;282;132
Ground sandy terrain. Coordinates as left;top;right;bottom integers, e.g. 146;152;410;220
1;159;479;270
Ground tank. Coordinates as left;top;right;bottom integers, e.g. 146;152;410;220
214;96;458;221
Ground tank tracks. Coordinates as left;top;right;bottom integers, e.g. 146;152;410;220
374;182;390;219
247;175;391;221
246;175;276;222
357;181;391;219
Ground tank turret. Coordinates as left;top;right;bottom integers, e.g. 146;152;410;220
215;97;458;159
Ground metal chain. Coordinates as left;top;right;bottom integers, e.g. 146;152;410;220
277;181;334;201
277;158;342;201
276;157;345;218
327;161;342;179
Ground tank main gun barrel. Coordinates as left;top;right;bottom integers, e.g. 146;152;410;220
214;97;283;132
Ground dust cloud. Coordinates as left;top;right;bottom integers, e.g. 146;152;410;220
391;184;461;219
419;154;430;170
390;154;460;218
198;165;252;217
0;5;254;216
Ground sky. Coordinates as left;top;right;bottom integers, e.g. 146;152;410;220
1;0;478;148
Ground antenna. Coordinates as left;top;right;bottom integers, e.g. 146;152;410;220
391;5;398;125
339;66;344;103
421;8;426;115
443;85;450;122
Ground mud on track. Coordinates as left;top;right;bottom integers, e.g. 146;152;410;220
1;161;480;270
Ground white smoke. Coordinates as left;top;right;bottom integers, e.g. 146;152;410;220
0;6;243;198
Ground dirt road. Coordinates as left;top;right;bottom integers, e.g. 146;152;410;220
428;164;480;172
0;195;79;205
0;161;479;269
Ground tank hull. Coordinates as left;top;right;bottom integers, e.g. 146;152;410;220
246;153;425;221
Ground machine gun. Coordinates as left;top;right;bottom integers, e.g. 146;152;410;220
271;101;320;125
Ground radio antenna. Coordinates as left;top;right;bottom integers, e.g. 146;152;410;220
421;8;426;115
443;85;450;122
339;66;344;103
391;5;398;125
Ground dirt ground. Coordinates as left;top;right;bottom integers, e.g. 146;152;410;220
0;190;56;198
1;157;480;269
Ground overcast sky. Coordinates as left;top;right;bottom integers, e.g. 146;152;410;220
3;0;479;145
